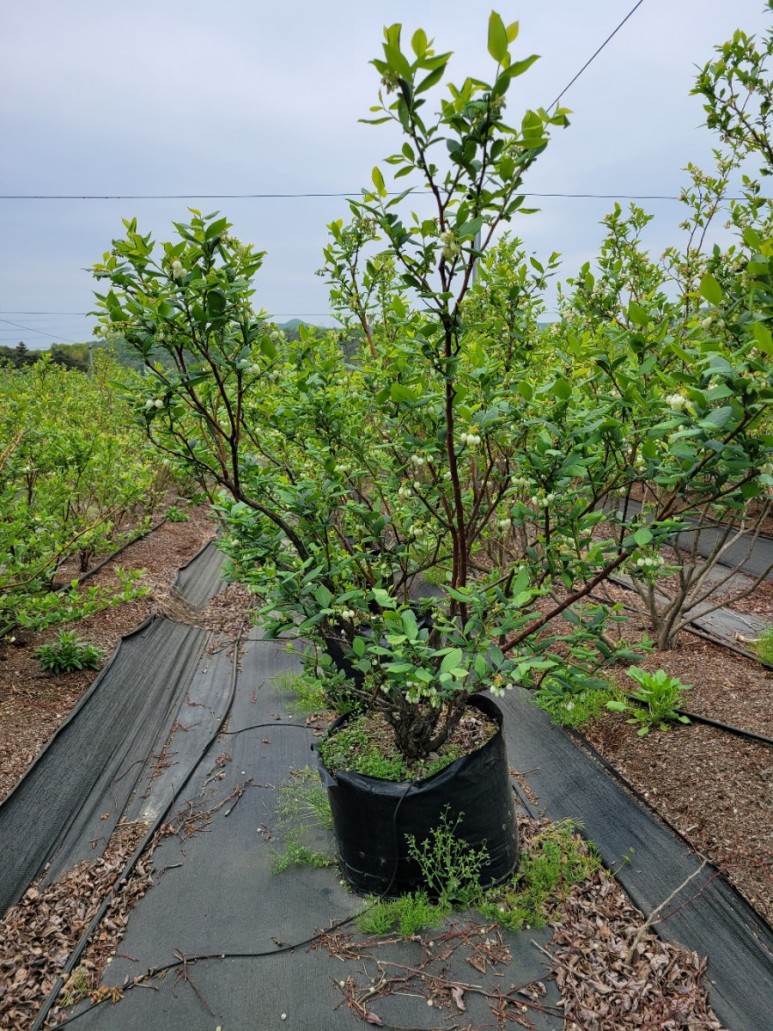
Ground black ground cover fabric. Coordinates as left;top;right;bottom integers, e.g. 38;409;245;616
0;544;225;916
64;633;557;1031
498;688;773;1031
0;618;205;915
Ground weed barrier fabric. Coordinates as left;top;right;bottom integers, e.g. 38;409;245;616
319;695;519;896
498;687;773;1031
61;638;556;1031
0;618;207;915
0;542;225;917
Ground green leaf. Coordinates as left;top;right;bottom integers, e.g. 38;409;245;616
701;406;733;430
352;636;366;658
504;54;539;79
553;378;571;401
456;216;484;240
372;588;396;609
206;290;226;319
372;166;386;197
752;321;773;355
411;28;428;57
390;382;416;402
415;63;446;94
440;648;464;674
487;11;509;63
511;566;529;597
699;273;723;306
634;528;653;546
314;585;333;609
386;662;414;674
628;301;649;328
260;336;277;359
401;609;419;638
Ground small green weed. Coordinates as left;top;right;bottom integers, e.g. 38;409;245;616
407;807;489;908
165;504;190;523
60;965;90;1007
607;666;692;735
34;631;104;675
479;822;600;931
534;676;622;729
271;767;335;874
272;839;333;873
755;625;773;664
273;669;328;716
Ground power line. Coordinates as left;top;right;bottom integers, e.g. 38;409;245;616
0;189;685;201
0;316;77;343
548;0;647;110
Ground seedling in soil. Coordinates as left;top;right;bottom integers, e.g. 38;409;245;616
34;630;104;675
607;666;692;735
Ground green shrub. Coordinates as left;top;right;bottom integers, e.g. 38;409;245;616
34;630;104;674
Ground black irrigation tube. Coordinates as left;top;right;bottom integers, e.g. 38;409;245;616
44;717;416;1030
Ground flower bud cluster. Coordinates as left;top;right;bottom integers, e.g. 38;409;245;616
439;229;462;262
635;554;665;570
460;432;481;447
237;358;261;374
171;260;185;281
530;493;556;507
410;454;427;467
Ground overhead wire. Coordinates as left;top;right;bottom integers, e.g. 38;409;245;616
0;189;684;201
1;0;659;340
547;0;648;110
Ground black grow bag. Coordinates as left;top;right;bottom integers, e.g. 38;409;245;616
317;694;518;896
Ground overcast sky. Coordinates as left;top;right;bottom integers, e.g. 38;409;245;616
1;0;770;348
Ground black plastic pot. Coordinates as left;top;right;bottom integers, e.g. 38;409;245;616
317;694;519;897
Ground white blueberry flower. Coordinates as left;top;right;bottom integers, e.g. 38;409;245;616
666;393;687;411
171;260;185;280
439;229;461;262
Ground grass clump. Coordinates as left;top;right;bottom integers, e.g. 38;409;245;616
534;676;622;729
273;669;329;716
271;767;335;874
479;821;600;931
34;630;104;675
755;625;773;664
358;890;447;936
